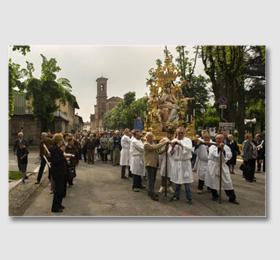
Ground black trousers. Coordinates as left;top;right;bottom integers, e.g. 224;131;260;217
146;166;157;196
210;188;236;201
121;165;131;178
37;156;50;182
245;159;256;181
132;174;142;188
198;179;205;190
51;175;66;211
83;147;87;162
101;149;108;161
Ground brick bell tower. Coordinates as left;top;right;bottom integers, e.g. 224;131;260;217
95;77;108;130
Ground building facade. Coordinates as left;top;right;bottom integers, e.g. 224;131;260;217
9;92;82;146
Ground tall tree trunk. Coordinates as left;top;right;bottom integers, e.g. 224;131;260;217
236;79;245;143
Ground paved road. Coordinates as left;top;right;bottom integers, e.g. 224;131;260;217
10;151;266;217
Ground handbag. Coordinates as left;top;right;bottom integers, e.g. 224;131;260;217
240;163;251;173
67;166;76;179
103;148;109;155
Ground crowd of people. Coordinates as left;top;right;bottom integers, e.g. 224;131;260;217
12;128;266;213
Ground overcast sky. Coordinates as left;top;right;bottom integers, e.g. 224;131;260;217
8;45;207;122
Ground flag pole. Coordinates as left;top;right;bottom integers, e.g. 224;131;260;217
219;148;222;204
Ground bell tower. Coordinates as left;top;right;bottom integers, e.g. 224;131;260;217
95;77;108;129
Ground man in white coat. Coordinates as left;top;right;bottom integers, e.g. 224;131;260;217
169;127;194;204
158;128;175;193
130;130;146;192
120;128;132;179
205;134;239;204
195;132;212;194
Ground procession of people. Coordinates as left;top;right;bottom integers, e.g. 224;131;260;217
12;125;266;213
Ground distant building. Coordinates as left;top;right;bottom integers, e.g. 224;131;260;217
90;77;122;131
83;121;91;131
9;92;82;146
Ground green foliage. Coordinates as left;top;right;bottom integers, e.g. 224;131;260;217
103;94;148;130
9;45;31;118
9;171;22;180
21;54;74;131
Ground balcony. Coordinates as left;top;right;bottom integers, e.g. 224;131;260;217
54;110;68;121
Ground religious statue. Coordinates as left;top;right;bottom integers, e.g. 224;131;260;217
144;49;196;140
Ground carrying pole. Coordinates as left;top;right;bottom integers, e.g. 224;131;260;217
219;149;222;204
165;146;168;197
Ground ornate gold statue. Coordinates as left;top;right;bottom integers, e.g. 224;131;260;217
144;50;196;141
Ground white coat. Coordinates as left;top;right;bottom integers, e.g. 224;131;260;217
120;134;131;166
169;137;194;184
159;137;173;177
204;144;234;190
130;138;145;176
195;139;214;181
129;136;135;167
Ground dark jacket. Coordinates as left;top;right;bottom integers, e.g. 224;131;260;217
13;138;29;155
50;145;67;179
65;145;79;167
86;138;97;149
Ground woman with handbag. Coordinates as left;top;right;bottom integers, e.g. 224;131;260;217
65;137;79;187
100;133;109;163
227;134;240;174
241;133;258;183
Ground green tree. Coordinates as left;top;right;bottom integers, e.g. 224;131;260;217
9;45;31;118
200;45;265;143
22;54;75;132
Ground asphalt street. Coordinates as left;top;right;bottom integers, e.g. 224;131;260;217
10;150;266;217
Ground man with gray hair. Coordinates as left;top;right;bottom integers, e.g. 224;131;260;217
35;132;52;184
205;134;239;204
144;132;169;201
13;132;29;172
169;127;194;204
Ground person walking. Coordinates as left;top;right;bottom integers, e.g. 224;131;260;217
113;131;122;166
50;134;69;213
195;132;213;194
81;133;88;162
130;130;145;191
19;141;29;184
144;132;169;201
100;133;109;163
35;132;52;184
120;128;132;178
65;137;79;187
241;133;258;182
86;134;97;164
169;128;194;204
13;132;29;172
255;134;265;173
227;134;240;174
108;133;115;164
158;128;175;194
205;134;239;204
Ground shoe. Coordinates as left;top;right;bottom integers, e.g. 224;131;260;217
128;173;133;177
170;196;179;202
151;195;159;201
158;186;165;193
49;190;54;194
20;180;25;184
252;179;257;182
132;188;140;192
212;197;219;201
60;205;65;209
188;199;193;205
232;172;235;175
197;189;202;194
168;186;174;193
246;180;253;183
229;199;240;205
121;176;129;179
51;209;63;213
25;176;29;179
139;185;146;189
35;181;40;184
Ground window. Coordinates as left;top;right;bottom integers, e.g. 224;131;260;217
101;84;104;91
